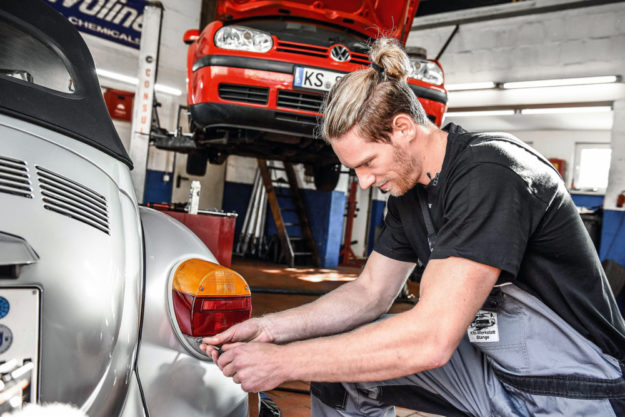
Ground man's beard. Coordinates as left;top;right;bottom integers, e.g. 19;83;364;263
388;145;419;197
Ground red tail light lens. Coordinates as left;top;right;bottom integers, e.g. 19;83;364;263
171;259;251;338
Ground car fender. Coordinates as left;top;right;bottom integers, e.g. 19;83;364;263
135;207;248;417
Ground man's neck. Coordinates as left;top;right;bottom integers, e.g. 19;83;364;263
417;127;448;186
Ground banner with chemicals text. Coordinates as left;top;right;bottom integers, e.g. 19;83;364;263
47;0;146;49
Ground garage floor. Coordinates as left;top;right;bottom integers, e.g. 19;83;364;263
229;257;439;417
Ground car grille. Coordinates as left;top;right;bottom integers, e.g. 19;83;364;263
37;166;110;234
276;40;370;65
277;90;324;113
0;156;33;199
218;84;269;105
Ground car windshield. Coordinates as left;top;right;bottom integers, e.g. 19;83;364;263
237;19;370;53
0;17;75;94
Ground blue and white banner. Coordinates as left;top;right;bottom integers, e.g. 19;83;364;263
47;0;147;49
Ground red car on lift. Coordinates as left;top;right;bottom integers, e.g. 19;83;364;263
180;0;447;190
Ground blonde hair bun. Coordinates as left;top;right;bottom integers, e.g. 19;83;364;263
369;38;411;82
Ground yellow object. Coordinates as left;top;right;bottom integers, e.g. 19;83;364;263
172;258;250;297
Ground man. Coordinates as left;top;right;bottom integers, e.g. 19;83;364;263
201;38;625;416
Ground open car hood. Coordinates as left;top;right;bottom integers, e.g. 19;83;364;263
216;0;420;44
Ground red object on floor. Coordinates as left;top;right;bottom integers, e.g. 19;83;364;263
154;207;237;267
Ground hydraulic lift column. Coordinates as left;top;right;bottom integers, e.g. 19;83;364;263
129;2;163;203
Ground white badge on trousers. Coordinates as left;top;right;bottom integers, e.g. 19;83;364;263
467;310;499;343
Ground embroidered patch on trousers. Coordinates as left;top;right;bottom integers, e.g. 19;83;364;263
467;310;499;342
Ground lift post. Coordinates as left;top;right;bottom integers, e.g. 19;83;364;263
128;2;163;203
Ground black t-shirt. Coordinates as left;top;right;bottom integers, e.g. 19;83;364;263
374;123;625;361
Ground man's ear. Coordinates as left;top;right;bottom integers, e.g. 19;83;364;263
391;114;415;143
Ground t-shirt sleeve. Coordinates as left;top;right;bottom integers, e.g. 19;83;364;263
431;162;545;276
373;197;418;262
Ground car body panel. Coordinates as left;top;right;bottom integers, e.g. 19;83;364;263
137;207;248;417
175;3;447;177
0;113;142;416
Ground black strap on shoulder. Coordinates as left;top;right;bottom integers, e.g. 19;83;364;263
417;186;437;252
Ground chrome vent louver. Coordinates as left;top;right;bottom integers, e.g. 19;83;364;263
0;156;33;199
36;166;109;234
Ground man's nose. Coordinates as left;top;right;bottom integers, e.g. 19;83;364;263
356;171;375;190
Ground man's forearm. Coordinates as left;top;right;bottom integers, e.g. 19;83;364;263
263;278;392;344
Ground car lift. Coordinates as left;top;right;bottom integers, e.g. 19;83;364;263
128;1;163;203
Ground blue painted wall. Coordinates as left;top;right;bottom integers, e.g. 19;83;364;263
571;193;604;210
222;181;345;268
367;200;386;255
144;169;173;204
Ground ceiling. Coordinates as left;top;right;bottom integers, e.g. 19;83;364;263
416;0;518;17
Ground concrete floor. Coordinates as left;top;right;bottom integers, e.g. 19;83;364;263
229;257;440;417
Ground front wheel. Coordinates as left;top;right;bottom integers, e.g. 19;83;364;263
185;151;208;176
313;163;341;192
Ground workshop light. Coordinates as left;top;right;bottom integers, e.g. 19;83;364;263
446;109;516;117
154;84;183;96
95;69;182;96
502;76;619;89
96;68;137;84
171;258;251;338
521;106;612;115
445;81;497;91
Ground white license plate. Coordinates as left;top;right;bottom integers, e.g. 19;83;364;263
0;288;40;403
293;66;344;92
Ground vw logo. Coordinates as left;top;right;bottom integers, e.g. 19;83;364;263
330;45;350;62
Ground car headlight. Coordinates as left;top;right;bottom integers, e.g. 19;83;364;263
214;25;273;53
409;58;444;86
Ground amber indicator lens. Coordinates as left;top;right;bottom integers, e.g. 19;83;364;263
172;259;251;337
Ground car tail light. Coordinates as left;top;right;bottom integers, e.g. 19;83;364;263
170;259;251;339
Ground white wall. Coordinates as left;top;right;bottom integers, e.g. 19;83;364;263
409;3;625;85
409;2;625;210
515;130;611;187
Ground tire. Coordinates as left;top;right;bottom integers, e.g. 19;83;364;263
313;163;341;191
186;151;208;176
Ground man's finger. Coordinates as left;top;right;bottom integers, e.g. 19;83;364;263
221;361;236;377
221;341;244;351
202;331;230;346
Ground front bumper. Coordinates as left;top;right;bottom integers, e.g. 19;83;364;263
189;55;448;132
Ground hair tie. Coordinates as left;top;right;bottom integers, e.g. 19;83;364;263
370;62;384;76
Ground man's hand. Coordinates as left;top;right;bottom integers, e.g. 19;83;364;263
215;342;285;392
200;317;274;358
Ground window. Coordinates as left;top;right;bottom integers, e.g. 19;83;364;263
572;143;611;193
0;17;75;93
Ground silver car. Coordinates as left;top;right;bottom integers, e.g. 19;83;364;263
0;1;277;416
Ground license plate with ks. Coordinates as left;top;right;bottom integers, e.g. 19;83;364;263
293;66;344;92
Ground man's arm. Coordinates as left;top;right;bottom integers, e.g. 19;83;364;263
201;251;415;347
215;256;500;392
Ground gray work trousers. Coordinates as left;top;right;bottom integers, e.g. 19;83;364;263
310;284;625;417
